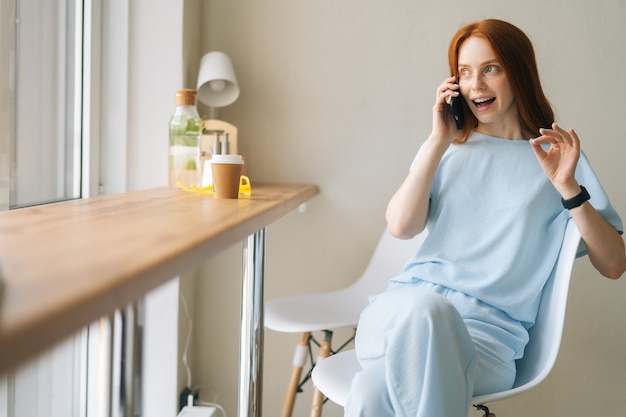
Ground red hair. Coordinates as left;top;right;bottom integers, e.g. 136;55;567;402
447;19;554;143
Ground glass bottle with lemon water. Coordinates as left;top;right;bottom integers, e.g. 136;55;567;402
169;89;203;188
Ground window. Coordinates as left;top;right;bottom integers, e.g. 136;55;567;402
0;0;86;416
1;0;183;414
2;0;83;209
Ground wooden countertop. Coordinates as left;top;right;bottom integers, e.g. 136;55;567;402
0;183;318;373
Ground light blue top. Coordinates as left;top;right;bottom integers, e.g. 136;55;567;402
391;132;623;327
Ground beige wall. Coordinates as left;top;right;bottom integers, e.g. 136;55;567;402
182;1;626;416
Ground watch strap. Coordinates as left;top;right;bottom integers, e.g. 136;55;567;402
561;185;590;210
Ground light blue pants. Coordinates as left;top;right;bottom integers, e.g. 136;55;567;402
344;281;528;417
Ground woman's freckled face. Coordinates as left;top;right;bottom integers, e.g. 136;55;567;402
457;36;521;138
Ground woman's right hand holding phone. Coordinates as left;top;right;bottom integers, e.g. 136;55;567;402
431;76;462;146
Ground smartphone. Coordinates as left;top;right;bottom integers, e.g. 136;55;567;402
450;91;464;130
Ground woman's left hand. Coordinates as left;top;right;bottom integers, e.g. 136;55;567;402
530;123;581;197
533;123;626;279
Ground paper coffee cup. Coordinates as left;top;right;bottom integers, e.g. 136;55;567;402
211;155;244;199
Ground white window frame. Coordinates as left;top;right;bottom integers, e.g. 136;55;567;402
0;0;91;415
1;0;184;416
8;0;84;208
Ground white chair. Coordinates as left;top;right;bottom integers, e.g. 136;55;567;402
311;219;581;416
265;229;428;417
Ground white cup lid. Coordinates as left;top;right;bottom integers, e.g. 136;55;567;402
211;154;244;164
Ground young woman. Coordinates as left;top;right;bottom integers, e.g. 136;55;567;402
344;19;626;417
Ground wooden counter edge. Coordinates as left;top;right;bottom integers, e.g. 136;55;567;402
0;183;318;373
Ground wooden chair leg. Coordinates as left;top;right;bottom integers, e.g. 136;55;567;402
310;330;333;417
281;332;311;417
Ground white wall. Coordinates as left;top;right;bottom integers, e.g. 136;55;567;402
189;1;626;416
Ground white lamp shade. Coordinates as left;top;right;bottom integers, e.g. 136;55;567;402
197;51;240;107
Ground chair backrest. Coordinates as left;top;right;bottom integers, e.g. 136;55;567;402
472;217;581;404
346;228;428;302
313;219;581;407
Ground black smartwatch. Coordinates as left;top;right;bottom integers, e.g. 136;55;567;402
561;185;590;210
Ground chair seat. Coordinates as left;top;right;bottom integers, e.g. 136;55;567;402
265;287;368;333
311;349;526;407
311;350;360;406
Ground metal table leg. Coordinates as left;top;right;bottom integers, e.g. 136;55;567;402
239;228;265;417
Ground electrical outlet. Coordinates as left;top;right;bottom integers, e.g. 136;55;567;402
179;387;199;411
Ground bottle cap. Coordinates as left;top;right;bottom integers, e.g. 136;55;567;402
175;89;197;106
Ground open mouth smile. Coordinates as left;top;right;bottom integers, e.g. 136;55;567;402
473;97;496;108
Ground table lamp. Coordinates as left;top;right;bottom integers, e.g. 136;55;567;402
197;51;239;157
197;51;239;109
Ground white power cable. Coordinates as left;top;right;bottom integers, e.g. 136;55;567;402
179;291;227;417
